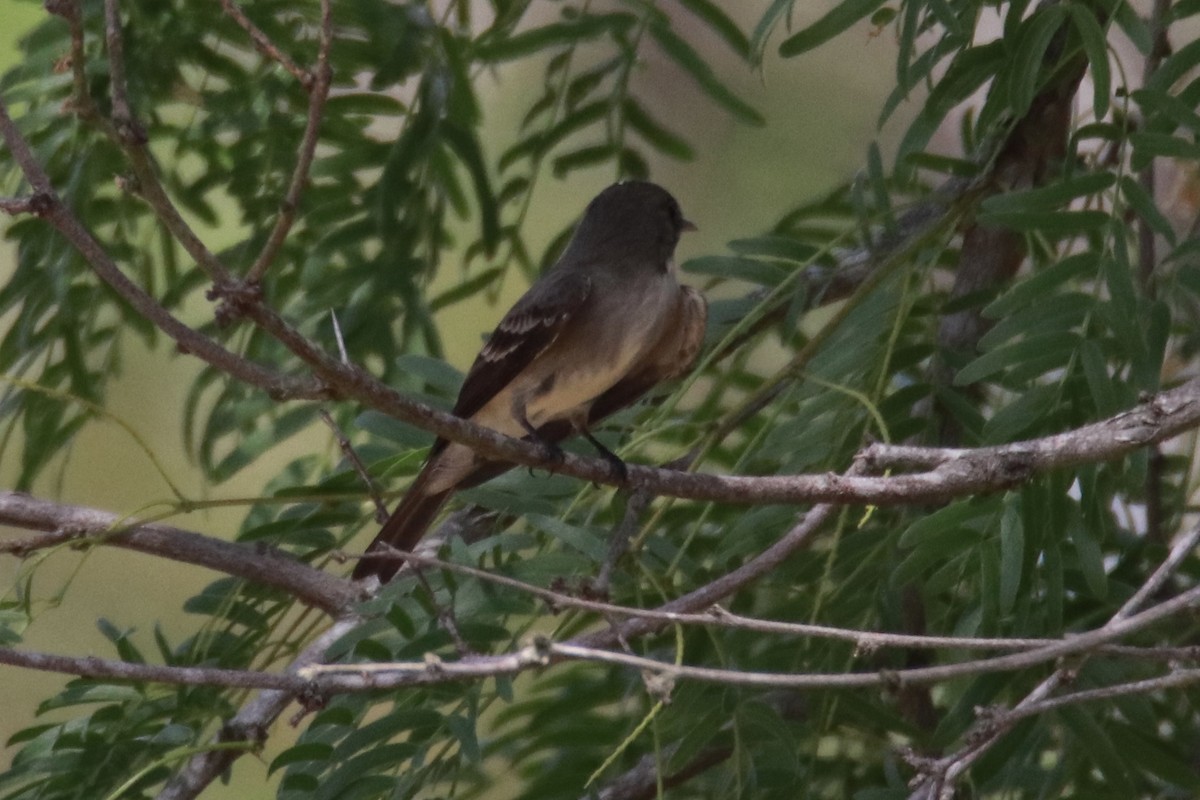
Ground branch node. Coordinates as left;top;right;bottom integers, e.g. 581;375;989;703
113;113;147;146
528;633;553;664
289;682;329;726
994;451;1035;486
113;173;140;196
30;191;57;217
208;280;265;327
641;669;675;703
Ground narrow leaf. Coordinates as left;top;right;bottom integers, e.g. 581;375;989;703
778;0;886;57
650;20;764;125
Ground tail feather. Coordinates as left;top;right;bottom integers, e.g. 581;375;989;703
352;463;454;582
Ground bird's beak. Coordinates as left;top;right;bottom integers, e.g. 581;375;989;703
682;219;698;232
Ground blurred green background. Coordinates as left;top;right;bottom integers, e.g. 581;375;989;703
0;1;903;794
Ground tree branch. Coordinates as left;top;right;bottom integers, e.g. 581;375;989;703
907;517;1200;798
242;0;333;285
0;491;357;614
0;100;328;401
217;0;314;90
357;548;1199;662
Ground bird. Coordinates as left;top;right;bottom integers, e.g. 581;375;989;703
353;181;707;582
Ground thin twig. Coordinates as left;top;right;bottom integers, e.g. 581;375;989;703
347;547;1200;662
0;99;326;401
45;0;97;117
97;1;230;283
298;578;1200;692
319;410;388;522
992;667;1200;724
0;195;40;214
102;0;144;143
0;645;301;690
244;0;333;285
592;489;653;597
908;518;1200;797
217;0;313;89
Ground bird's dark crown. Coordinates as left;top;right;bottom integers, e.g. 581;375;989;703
560;181;690;270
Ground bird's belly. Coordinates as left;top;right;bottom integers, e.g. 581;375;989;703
526;310;659;425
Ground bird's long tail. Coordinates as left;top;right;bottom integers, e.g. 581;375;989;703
352;462;454;582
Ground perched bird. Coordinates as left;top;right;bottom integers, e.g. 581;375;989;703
354;181;707;582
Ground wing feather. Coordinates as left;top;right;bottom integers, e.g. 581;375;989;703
451;270;592;420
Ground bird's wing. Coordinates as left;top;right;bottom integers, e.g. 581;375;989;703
452;269;593;420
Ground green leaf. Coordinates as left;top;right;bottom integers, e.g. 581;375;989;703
684;255;786;286
678;0;751;58
979;291;1094;350
525;514;606;561
750;0;794;63
324;93;407;117
903;151;980;178
980;171;1115;214
1067;514;1107;598
978;209;1112;237
441;124;500;253
896;42;1006;168
1079;339;1120;417
649;19;764;125
1145;36;1200;93
623;99;695;161
1119;175;1177;246
727;235;819;262
1057;706;1132;793
1130;131;1200;171
1068;5;1111;121
446;714;481;763
1134;85;1200;135
955;331;1082;386
271;743;335;775
998;493;1023;615
551;143;616;177
777;0;886;57
475;13;636;62
1008;5;1068;116
983;384;1061;443
985;252;1098;317
898;500;993;548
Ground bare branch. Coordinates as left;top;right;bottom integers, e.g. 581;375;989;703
217;0;313;89
299;577;1200;692
0;491;358;614
243;0;333;285
165;283;1200;509
994;668;1200;724
0;645;301;690
320;410;388;523
155;616;361;800
94;0;231;283
0;195;42;215
103;0;143;144
353;548;1200;662
908;517;1200;797
44;0;96;117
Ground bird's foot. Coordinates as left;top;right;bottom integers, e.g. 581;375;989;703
526;437;565;476
598;450;628;485
579;430;627;485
